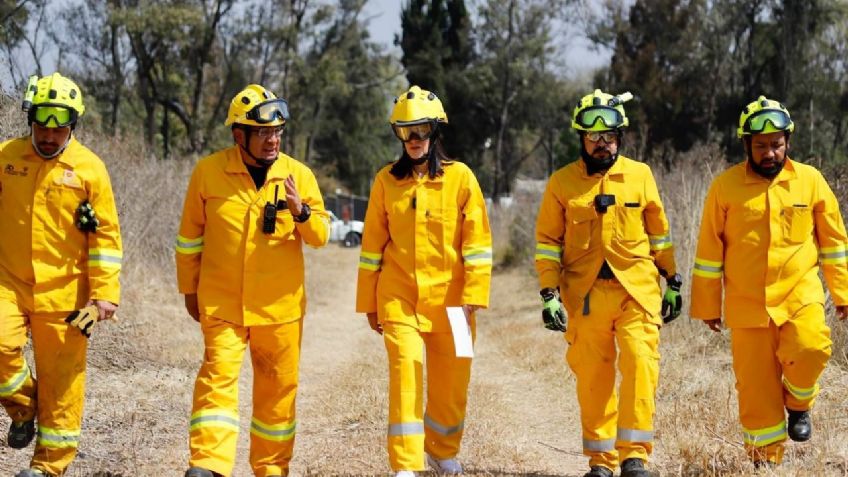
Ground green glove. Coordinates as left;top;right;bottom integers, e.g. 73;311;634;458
540;288;567;332
75;200;99;233
661;273;683;323
64;305;99;338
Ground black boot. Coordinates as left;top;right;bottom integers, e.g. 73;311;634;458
787;409;812;442
15;469;52;477
582;465;613;477
185;468;218;477
754;460;778;469
7;420;35;449
620;458;651;477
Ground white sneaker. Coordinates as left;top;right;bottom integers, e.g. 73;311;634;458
426;454;463;475
395;472;417;477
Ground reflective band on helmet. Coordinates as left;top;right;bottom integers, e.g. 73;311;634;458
246;99;290;124
575;106;623;129
743;110;791;135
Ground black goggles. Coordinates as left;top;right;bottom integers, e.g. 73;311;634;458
743;110;791;135
574;106;624;129
28;105;78;128
392;121;437;142
246;99;290;124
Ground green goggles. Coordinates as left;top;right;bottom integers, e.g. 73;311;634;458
392;121;436;142
574;106;624;130
246;99;290;124
29;105;78;128
742;109;792;135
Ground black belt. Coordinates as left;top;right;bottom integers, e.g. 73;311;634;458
597;261;615;279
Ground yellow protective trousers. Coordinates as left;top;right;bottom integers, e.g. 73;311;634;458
729;303;831;464
0;297;88;476
188;316;302;477
383;319;475;472
564;279;660;471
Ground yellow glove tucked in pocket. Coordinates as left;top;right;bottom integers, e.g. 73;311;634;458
64;305;100;338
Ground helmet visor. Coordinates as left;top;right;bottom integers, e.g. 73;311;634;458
743;110;791;135
31;105;76;128
392;121;436;142
575;106;624;130
246;99;290;124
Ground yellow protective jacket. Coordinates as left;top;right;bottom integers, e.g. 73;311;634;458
690;159;848;328
175;146;330;326
355;161;492;333
535;156;676;320
0;137;122;312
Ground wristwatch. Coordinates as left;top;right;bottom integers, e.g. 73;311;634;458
293;202;311;223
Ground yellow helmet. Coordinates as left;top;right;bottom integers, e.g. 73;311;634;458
225;84;289;127
23;73;85;127
737;95;794;138
571;89;632;132
389;86;447;142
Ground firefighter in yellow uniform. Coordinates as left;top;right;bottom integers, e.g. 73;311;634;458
176;84;330;477
0;73;122;477
690;96;848;468
356;86;492;477
535;90;681;477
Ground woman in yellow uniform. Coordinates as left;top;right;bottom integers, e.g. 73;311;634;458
356;86;492;477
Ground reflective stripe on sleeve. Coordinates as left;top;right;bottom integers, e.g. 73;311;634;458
0;361;30;397
535;243;562;262
648;234;672;251
250;417;296;442
820;245;847;265
463;247;493;266
424;414;464;436
189;409;240;433
88;248;122;269
175;235;204;255
359;251;382;271
693;258;723;278
37;426;80;449
742;421;787;447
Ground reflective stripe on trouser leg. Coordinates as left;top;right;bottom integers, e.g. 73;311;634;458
0;298;36;422
189;315;249;477
423;314;475;460
731;326;786;464
249;319;303;477
30;312;88;476
614;287;659;463
777;304;831;411
565;280;620;470
384;322;426;471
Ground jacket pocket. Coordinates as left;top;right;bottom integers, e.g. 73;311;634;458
783;205;812;244
616;203;644;242
566;203;596;250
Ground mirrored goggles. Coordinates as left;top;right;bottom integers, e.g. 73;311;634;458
246;99;290;124
743;110;791;135
585;131;619;143
392;121;436;142
30;105;77;128
574;106;624;129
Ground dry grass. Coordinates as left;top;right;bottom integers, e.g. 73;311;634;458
0;97;847;476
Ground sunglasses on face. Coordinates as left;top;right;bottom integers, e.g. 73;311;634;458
743;110;791;135
30;105;77;128
574;106;624;130
585;131;619;143
392;121;436;142
246;99;290;124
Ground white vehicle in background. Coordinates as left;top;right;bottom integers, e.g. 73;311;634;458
328;211;363;247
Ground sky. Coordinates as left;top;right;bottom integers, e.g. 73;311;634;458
362;0;614;76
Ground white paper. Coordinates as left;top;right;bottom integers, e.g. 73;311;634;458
447;307;474;358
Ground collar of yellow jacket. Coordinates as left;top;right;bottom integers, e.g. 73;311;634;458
389;162;448;185
224;145;292;181
578;154;631;179
744;157;798;184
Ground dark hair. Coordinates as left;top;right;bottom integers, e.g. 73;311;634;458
389;136;453;180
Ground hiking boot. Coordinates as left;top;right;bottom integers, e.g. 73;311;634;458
8;419;35;449
620;458;651;477
184;468;217;477
754;460;778;469
582;466;613;477
787;409;811;442
15;469;51;477
426;453;462;475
